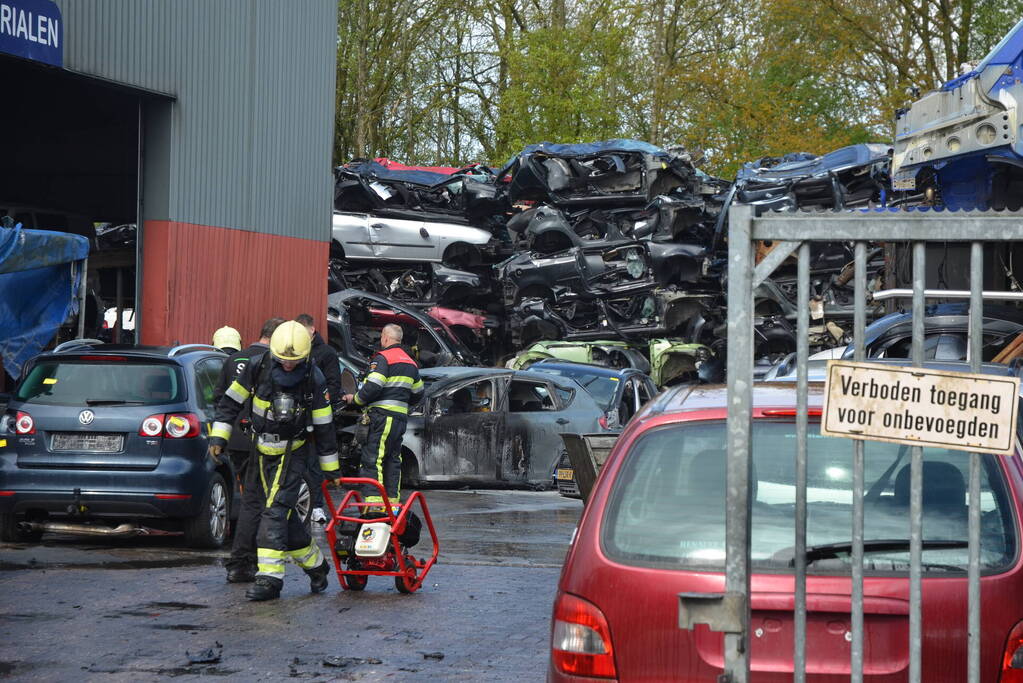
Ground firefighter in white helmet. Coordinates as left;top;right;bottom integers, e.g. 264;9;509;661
209;320;339;601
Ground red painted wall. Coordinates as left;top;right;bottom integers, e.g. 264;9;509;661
140;220;328;347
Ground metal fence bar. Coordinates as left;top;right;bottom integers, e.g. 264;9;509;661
968;241;983;683
851;242;867;682
724;204;755;682
751;213;1023;241
909;242;926;682
794;241;809;683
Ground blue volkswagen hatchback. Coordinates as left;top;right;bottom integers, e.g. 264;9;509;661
0;342;236;548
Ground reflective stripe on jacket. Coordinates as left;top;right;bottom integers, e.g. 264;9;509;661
352;344;424;415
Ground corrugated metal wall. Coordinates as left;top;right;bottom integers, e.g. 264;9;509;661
54;0;337;242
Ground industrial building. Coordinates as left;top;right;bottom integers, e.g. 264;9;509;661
0;0;337;348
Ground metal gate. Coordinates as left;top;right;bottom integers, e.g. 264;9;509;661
715;205;1023;682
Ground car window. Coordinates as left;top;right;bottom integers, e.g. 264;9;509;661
193;358;224;417
553;385;574;406
619;381;637;424
637;379;654;405
436;379;496;414
16;360;185;406
508;380;556;412
530;365;619;410
602;420;1017;574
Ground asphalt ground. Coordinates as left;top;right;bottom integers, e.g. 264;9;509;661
0;489;583;681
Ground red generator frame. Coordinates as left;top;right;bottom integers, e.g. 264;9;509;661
322;477;439;593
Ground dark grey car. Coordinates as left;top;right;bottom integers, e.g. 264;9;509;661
0;343;237;548
394;367;605;486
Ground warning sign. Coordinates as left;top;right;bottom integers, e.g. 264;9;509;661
821;361;1020;456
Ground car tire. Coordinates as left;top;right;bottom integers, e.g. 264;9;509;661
0;513;41;543
183;474;230;549
401;452;421;489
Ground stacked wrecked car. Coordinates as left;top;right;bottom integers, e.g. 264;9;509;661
330;138;909;382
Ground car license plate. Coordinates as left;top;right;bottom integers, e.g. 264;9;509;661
51;433;124;453
557;468;574;481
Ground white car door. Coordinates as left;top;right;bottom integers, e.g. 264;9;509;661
367;216;435;262
332;212;375;260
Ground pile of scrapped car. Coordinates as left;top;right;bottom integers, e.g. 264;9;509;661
329;22;1023;384
329;139;899;383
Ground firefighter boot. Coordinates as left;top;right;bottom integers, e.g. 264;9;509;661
245;576;283;601
226;567;256;583
307;559;331;594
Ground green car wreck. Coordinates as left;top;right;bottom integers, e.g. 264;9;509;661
506;339;719;387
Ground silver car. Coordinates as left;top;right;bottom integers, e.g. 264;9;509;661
332;211;494;265
396;367;606;486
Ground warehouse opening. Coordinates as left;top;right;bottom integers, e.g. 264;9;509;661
0;57;141;383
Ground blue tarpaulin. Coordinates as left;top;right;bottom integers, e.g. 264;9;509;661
0;222;89;376
342;160;454;187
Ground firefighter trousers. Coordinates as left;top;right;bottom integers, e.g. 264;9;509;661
252;444;325;584
359;409;406;504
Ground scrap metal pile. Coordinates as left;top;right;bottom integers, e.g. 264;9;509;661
329;29;1023;384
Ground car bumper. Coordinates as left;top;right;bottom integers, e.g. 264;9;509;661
0;454;216;519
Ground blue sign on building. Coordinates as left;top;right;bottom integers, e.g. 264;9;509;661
0;0;62;67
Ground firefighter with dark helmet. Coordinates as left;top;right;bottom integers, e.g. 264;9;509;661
208;320;339;601
341;323;424;509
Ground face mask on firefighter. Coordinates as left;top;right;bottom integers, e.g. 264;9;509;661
271;392;300;423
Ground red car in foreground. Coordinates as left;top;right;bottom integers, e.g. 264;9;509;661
550;380;1023;682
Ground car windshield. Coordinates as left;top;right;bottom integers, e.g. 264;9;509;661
15;360;184;406
531;366;619;410
603;420;1017;574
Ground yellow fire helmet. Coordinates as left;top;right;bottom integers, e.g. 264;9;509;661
212;326;242;351
270;320;312;361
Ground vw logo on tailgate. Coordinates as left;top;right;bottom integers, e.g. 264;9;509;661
78;410;95;425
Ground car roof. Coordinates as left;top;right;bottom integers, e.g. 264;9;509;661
40;343;223;362
421;366;512;381
530;361;641;379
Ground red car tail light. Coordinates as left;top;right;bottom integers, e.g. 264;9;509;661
164;413;200;438
598;415;610;430
1001;621;1023;682
14;412;35;435
551;591;616;679
140;414;164;437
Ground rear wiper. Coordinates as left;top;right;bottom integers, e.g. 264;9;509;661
805;539;969;563
85;399;144;406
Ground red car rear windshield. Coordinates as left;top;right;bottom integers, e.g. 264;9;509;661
602;420;1018;574
16;360;184;406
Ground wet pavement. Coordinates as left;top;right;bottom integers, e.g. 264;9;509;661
0;489;582;681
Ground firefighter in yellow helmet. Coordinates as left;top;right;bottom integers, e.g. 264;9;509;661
212;326;242;353
208;320;339;601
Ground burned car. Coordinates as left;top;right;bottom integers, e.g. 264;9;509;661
508;339;718;387
326;289;481;371
388;367;606;487
328;257;492;309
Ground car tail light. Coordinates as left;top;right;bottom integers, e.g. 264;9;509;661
140;414;164;437
164;413;200;438
1001;621;1023;682
14;412;35;435
551;591;616;679
598;415;610;430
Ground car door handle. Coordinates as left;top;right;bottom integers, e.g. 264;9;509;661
370;223;385;229
556;418;570;425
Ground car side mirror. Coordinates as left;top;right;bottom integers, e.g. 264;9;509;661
478;397;491;408
340;368;358;395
